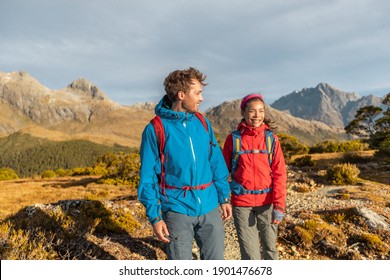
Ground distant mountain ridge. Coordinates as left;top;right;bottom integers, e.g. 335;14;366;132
0;71;117;125
205;100;346;145
0;71;154;147
0;71;354;147
271;83;383;127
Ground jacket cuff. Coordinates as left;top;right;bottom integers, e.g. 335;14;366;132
273;205;284;213
272;209;285;222
150;216;162;226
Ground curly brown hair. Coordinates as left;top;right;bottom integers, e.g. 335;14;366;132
163;67;207;102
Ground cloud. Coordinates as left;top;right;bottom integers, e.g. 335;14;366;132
1;0;390;109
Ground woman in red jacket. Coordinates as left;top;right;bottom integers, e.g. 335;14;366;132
222;93;287;260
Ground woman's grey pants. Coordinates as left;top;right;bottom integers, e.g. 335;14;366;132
162;207;225;260
233;204;279;260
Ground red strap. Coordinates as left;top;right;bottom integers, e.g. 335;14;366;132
163;181;213;197
151;116;166;195
195;112;208;132
150;116;165;154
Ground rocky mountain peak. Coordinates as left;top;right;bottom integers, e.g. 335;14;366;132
271;83;382;127
67;79;107;100
315;82;360;101
0;70;47;90
316;82;332;91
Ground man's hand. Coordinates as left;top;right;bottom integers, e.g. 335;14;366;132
153;220;170;243
221;203;232;220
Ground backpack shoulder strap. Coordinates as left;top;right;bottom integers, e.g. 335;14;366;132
151;113;209;156
150;115;167;192
265;129;275;165
195;112;209;132
150;116;165;157
231;130;241;174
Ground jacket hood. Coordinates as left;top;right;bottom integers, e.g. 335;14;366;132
154;95;196;121
237;119;270;136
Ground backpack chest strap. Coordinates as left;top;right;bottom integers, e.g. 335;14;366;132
237;149;269;155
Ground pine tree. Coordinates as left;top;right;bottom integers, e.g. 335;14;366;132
345;93;390;156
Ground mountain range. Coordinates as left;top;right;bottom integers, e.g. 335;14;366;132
0;71;152;147
271;82;383;127
205;100;346;145
0;71;381;147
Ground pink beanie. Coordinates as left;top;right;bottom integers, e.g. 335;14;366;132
240;93;264;110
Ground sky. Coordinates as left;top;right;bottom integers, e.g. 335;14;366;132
1;0;390;111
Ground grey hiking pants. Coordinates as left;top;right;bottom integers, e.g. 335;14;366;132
233;204;279;260
162;207;225;260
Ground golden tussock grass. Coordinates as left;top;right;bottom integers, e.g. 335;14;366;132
291;150;376;166
0;176;132;221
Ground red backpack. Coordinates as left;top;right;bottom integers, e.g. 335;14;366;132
150;112;212;196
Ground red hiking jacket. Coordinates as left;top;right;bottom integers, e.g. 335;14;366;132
222;122;287;212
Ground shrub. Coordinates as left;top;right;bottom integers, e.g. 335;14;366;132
339;140;366;152
375;139;390;158
278;133;309;159
336;193;351;200
54;168;68;177
69;165;107;177
69;167;93;176
0;168;19;181
309;140;365;154
96;152;140;187
0;200;143;259
42;170;56;178
91;163;108;176
292;183;311;193
327;212;347;224
292;155;315;167
357;233;389;253
326;163;360;185
0;222;58;260
294;219;346;248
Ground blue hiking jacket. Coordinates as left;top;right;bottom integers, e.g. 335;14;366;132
138;96;230;225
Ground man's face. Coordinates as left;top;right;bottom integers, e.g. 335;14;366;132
181;79;203;113
241;99;265;128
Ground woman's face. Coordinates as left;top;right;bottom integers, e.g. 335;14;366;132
241;99;265;128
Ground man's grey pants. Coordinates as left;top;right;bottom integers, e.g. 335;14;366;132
162;207;225;260
233;204;279;260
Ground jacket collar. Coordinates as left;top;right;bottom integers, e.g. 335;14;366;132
154;95;195;122
237;119;269;136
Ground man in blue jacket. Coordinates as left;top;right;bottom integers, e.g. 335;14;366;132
138;67;232;260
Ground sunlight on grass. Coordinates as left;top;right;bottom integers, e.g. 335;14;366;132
0;177;133;221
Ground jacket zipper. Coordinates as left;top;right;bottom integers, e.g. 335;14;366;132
183;116;202;216
251;129;256;189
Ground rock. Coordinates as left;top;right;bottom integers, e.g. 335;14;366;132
355;207;389;230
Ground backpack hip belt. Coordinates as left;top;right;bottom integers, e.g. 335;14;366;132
163;181;213;197
230;179;273;195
